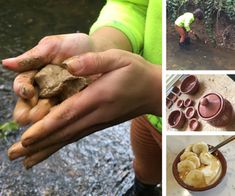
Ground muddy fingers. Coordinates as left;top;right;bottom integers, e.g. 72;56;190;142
13;70;37;99
13;98;32;125
29;98;58;123
23;142;66;169
13;88;39;126
8;141;29;161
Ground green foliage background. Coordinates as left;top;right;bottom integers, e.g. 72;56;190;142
167;0;235;41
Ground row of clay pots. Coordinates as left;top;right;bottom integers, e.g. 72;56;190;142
177;98;194;108
168;75;235;129
185;107;200;131
169;95;200;130
166;86;181;109
168;108;200;131
169;92;235;130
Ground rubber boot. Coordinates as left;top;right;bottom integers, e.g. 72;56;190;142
122;177;161;196
184;37;191;45
179;42;186;49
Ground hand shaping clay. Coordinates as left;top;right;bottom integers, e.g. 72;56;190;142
35;64;89;100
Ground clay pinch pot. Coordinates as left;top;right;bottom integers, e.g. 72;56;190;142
197;92;234;127
185;107;197;119
184;98;194;107
177;99;184;108
180;75;200;95
172;144;227;191
167;92;178;103
167;98;174;109
168;110;186;129
189;118;201;131
172;86;181;96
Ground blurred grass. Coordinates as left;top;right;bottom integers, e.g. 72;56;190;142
0;121;19;139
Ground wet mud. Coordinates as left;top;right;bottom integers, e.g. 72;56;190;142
167;28;235;70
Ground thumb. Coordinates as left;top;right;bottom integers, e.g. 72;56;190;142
63;49;130;76
2;39;53;72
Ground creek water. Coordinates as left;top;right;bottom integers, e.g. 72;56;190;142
0;1;133;195
167;32;235;70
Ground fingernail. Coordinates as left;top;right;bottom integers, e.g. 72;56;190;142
8;144;21;160
21;138;32;147
8;150;18;160
63;56;78;64
62;56;80;73
1;58;16;68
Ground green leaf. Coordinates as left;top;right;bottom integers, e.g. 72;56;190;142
0;121;19;139
0;121;19;131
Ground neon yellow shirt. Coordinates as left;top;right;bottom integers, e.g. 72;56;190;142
90;0;162;132
175;12;195;32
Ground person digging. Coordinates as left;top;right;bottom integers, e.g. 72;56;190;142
175;8;203;49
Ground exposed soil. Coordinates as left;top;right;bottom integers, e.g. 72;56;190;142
167;16;235;70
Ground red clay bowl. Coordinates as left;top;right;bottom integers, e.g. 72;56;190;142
172;145;227;192
168;110;186;129
184;98;194;107
177;99;184;109
180;75;200;95
185;107;197;119
172;86;181;96
189;118;200;131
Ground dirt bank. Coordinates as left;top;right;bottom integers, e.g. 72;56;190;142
167;23;235;70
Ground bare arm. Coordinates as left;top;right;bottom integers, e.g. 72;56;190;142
91;27;132;52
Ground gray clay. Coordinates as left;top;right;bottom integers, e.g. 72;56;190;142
35;64;89;100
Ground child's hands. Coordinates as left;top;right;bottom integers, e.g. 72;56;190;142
7;49;162;169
